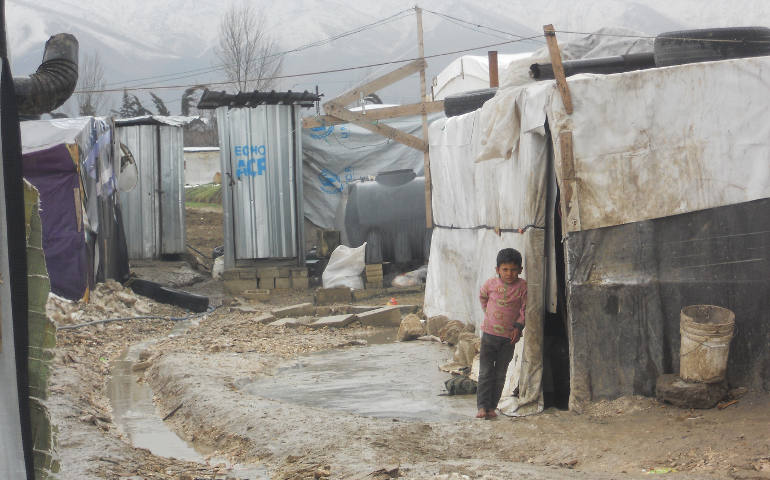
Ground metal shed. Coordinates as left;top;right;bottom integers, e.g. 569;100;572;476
198;90;319;268
115;116;190;259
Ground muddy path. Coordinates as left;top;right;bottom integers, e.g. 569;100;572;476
144;316;770;479
46;275;770;479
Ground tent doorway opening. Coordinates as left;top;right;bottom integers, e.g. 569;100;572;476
542;134;570;410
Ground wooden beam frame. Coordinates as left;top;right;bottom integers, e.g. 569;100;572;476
302;100;444;128
325;59;427;108
543;24;573;114
323;103;428;152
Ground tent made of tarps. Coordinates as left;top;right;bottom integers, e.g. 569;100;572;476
21;117;130;301
425;55;770;415
431;53;532;100
302;110;439;230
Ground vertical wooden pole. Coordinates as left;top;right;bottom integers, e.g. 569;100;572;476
543;24;573;114
416;6;434;228
488;50;499;88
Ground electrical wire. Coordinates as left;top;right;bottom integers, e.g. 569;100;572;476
423;8;545;44
75;34;543;95
103;8;415;90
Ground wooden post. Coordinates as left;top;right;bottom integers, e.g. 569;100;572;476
416;6;434;228
543;24;573;114
488;50;499;88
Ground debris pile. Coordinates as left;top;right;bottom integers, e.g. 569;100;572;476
47;279;155;326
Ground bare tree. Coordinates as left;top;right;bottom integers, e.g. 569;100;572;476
215;3;283;92
77;52;107;116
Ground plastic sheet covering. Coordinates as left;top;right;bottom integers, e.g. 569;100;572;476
432;53;532;100
548;55;770;232
566;198;770;407
302;113;439;229
425;85;551;415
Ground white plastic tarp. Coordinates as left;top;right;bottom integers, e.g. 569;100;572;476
432;53;532;100
424;84;551;416
548;55;770;232
302;113;437;229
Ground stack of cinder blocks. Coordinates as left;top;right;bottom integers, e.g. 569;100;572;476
257;266;309;290
365;263;383;289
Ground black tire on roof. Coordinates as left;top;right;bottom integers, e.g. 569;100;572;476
443;88;498;117
654;27;770;67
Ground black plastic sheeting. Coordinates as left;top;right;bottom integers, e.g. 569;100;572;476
566;198;770;406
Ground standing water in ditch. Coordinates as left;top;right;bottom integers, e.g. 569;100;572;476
242;329;477;421
107;331;269;479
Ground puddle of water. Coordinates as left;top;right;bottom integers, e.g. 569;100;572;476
108;334;269;479
243;340;477;422
349;327;398;345
108;346;204;462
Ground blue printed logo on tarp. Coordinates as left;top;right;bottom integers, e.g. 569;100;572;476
310;125;334;140
319;166;354;194
234;144;266;179
309;124;349;140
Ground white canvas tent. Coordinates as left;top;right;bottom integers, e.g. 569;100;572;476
426;52;770;415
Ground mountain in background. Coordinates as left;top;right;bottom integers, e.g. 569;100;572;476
8;0;768;115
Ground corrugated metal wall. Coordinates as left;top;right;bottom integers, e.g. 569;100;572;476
217;105;303;265
117;124;185;259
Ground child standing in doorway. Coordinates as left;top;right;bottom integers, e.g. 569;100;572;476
476;248;527;419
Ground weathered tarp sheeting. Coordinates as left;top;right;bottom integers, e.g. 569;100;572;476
425;83;551;416
548;56;770;233
545;56;770;407
302;113;433;230
22;143;88;300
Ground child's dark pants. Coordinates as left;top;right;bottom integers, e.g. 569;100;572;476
476;333;515;410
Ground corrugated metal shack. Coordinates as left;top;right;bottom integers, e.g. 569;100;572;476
198;90;319;269
115;116;189;260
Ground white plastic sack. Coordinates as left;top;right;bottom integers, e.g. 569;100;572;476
322;243;366;289
391;265;428;287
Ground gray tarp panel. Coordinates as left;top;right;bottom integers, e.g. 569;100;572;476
567;198;770;408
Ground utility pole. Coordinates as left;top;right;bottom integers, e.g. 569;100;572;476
416;6;433;228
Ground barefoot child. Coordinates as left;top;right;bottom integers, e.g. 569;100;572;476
476;248;527;419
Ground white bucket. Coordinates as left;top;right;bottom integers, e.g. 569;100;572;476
679;305;735;383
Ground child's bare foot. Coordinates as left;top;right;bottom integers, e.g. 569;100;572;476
486;409;498;418
476;408;487;418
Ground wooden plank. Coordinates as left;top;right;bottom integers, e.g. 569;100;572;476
325;58;427;108
558;130;580;231
488;50;499;88
543;24;573;115
324;103;427;152
416;6;433;228
302;101;444;128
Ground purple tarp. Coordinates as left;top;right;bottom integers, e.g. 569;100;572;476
22;143;88;301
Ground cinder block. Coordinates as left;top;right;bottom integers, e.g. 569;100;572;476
239;268;257;280
357;306;402;327
257;266;280;278
314;287;352;305
290;267;308;278
275;277;291;289
242;289;270;302
224;279;256;295
310;314;358;329
291;277;309;289
272;302;315;319
258;277;276;289
352;289;381;302
278;267;291;278
268;318;301;328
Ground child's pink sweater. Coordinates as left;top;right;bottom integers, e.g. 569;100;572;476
479;277;527;339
